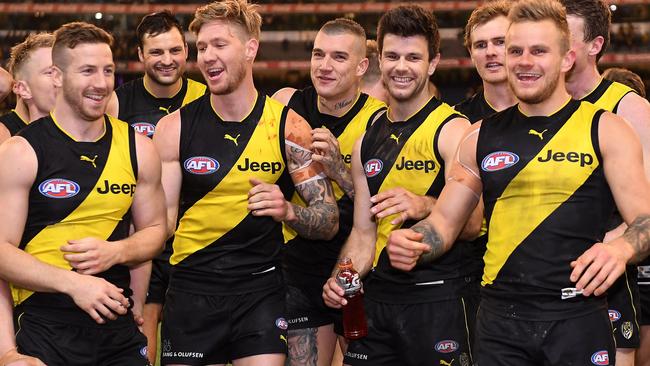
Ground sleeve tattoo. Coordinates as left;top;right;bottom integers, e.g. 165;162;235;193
623;214;650;263
289;178;338;240
411;221;445;265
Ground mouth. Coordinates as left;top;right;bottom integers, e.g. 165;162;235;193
391;76;414;86
516;72;541;83
155;65;177;74
485;62;503;70
206;67;224;80
316;75;336;83
84;93;106;104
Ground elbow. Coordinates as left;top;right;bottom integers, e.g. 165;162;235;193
323;221;339;241
458;218;482;241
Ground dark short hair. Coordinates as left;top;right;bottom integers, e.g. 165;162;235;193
136;10;185;49
560;0;610;61
52;22;113;69
377;5;440;61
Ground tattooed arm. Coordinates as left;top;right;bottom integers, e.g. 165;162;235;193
311;127;355;199
570;112;650;296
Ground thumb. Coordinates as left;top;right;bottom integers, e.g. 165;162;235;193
249;178;263;186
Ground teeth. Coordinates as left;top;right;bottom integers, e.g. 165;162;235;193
85;94;104;101
486;63;501;68
393;77;411;83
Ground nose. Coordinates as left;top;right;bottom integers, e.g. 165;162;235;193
486;42;497;57
201;45;217;65
161;51;173;65
319;55;333;71
395;56;408;72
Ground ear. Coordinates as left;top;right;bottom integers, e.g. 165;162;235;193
587;35;605;58
12;80;31;100
356;57;369;77
137;46;144;63
184;42;189;60
561;49;576;73
244;38;259;62
428;53;441;76
52;66;63;89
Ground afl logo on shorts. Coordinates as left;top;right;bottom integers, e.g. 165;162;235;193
139;346;148;357
364;158;383;178
435;340;459;353
38;178;80;199
132;122;155;137
275;317;288;330
184;156;219;175
591;350;609;365
608;309;621;322
481;151;519;172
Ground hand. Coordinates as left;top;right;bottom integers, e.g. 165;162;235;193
65;273;129;324
386;229;431;271
132;302;144;333
322;277;347;309
61;237;121;275
311;128;346;181
370;188;434;225
0;348;46;366
248;178;291;222
570;242;629;296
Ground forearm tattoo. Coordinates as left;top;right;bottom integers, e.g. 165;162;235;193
289;178;338;240
412;221;445;265
287;327;318;366
623;214;650;263
287;141;314;173
336;164;355;200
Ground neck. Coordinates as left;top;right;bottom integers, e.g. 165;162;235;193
210;75;258;121
144;74;183;99
388;87;432;122
483;80;517;112
52;97;105;142
519;78;572;117
317;86;360;117
565;63;601;100
14;99;31;123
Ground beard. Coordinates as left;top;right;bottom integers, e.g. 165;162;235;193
509;69;560;105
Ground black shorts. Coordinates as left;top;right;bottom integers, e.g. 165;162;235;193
639;264;650;326
343;296;475;366
607;266;641;348
286;282;342;334
16;310;149;366
161;286;287;365
475;306;615;366
146;256;171;304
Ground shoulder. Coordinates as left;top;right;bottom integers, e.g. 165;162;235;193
272;87;298;106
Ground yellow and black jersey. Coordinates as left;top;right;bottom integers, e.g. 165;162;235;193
116;77;206;137
477;99;614;320
582;78;633;114
171;93;294;294
0;110;28;136
13;114;137;317
454;89;497;124
360;97;476;303
283;87;386;284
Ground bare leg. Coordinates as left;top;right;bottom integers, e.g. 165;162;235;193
636;326;650;366
288;324;337;366
142;303;163;365
233;353;286;366
616;348;636;366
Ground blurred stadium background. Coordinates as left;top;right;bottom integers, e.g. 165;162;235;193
1;0;649;110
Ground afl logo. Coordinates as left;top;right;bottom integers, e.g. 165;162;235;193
132;122;155;137
608;309;621;322
364;158;383;178
435;340;459;353
38;178;80;199
591;350;609;365
481;151;519;172
275;317;288;330
184;156;219;175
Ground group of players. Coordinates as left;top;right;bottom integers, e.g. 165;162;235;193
0;0;649;365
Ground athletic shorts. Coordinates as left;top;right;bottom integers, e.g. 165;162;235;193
286;282;342;334
607;266;641;348
638;265;650;325
474;306;615;366
146;256;171;304
16;310;149;366
161;286;287;365
343;296;475;366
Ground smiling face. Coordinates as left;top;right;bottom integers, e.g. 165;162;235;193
310;31;365;100
139;27;187;87
470;15;509;85
380;33;437;103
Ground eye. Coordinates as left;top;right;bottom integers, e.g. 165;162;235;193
475;41;487;49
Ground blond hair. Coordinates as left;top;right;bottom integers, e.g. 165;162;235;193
508;0;570;53
8;33;55;77
464;1;511;49
189;0;262;40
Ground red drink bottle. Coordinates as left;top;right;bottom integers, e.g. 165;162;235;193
336;257;368;339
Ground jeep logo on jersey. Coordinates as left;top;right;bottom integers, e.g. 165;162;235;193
591;350;609;365
38;178;80;199
364;159;383;178
481;151;519;172
608;309;621;322
537;149;594;167
394;156;436;173
237;158;282;174
132;122;155;137
341;154;352;165
435;340;459;353
96;180;136;196
184;156;219;175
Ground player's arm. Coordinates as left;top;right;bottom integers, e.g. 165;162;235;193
106;91;119;117
128;261;151;329
0;124;12;145
62;134;167;272
0;137;129;324
570;112;650;296
271;87;297;106
311;126;356;200
248;110;339;240
386;123;483;271
153;111;182;238
323;136;377;309
0;281;45;365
